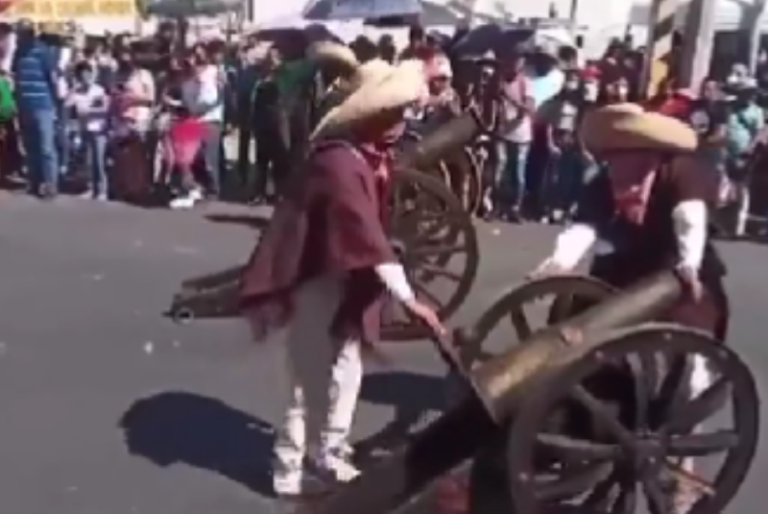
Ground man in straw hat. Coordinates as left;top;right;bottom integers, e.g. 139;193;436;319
238;59;444;496
532;103;728;513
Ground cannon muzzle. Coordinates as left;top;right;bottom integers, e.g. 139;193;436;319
397;110;482;170
469;270;684;423
167;265;245;322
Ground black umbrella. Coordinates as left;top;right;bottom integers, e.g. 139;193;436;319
254;24;342;59
304;0;420;21
451;25;536;57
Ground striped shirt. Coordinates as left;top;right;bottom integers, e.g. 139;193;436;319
12;38;57;112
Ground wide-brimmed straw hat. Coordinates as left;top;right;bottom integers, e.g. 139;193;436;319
312;59;427;141
307;41;358;71
580;103;697;153
318;58;395;119
343;58;393;91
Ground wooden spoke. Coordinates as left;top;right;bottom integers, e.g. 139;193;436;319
547;294;575;324
610;479;638;514
652;355;694;430
413;281;443;308
509;308;533;341
641;473;668;514
535;433;621;464
668;430;740;457
409;215;460;242
390;187;406;221
582;469;619;511
663;459;716;496
571;386;638;451
408;242;468;258
665;377;730;434
416;263;463;282
534;462;612;502
627;350;659;430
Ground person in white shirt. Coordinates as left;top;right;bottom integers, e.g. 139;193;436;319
115;50;155;135
497;51;535;220
66;61;110;200
0;28;16;74
180;52;224;199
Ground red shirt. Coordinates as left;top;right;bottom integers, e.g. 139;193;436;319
645;94;692;120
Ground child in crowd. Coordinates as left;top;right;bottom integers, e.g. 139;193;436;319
66;61;110;200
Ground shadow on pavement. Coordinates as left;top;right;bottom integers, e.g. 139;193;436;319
204;212;271;232
119;391;276;497
355;371;449;462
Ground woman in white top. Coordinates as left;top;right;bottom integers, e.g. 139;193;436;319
114;50;155;135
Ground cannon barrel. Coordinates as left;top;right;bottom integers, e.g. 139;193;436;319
397;110;482;170
469;270;684;424
308;271;684;514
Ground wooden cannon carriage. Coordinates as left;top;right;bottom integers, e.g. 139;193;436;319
400;111;489;216
300;271;759;514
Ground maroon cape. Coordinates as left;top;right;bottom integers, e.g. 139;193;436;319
239;140;396;343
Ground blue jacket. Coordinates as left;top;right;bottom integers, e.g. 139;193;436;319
12;37;58;113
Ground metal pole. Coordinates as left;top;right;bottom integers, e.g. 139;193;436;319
569;0;579;27
676;0;718;89
747;0;768;74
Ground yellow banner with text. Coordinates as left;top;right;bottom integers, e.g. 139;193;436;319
5;0;137;18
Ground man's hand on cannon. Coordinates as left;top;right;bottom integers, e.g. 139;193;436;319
404;298;447;336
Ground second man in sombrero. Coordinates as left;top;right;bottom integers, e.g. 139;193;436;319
533;103;728;514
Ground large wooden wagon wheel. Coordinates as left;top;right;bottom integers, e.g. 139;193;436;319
382;168;480;341
506;324;759;514
458;275;616;369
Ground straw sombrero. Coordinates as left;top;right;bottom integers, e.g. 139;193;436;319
580;103;697;153
343;58;393;92
317;58;395;122
307;41;359;71
312;59;427;141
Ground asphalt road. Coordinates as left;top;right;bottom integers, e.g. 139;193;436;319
0;192;766;514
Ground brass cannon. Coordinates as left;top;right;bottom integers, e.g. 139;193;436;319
400;108;490;215
168;112;483;340
300;271;758;514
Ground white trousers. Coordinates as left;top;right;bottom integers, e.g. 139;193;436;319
735;184;750;237
274;277;364;473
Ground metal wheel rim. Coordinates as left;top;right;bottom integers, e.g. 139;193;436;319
506;324;759;514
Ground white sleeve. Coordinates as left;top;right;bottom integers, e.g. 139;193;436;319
672;199;708;271
549;223;598;270
374;263;415;303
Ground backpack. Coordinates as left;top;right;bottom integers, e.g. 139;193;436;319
0;77;15;121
